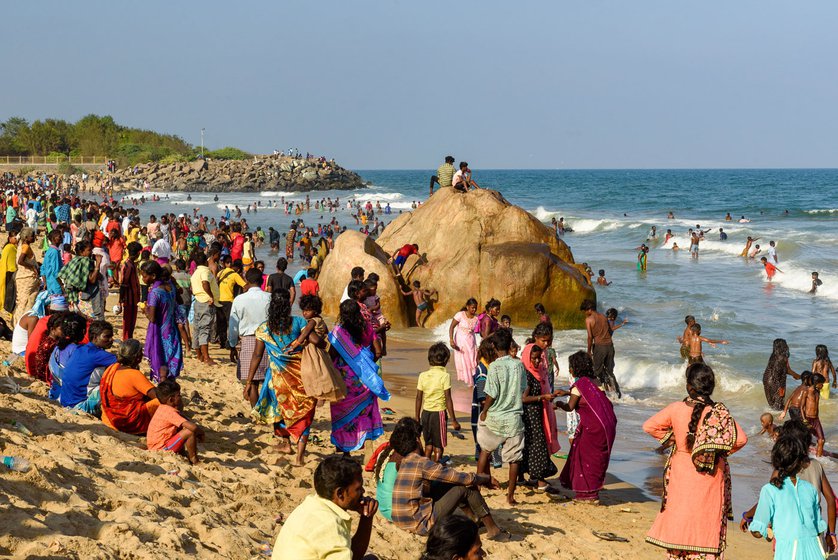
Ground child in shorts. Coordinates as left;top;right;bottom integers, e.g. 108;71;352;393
472;338;497;461
146;379;204;464
416;342;460;463
401;280;437;328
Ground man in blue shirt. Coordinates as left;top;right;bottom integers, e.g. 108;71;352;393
59;320;116;411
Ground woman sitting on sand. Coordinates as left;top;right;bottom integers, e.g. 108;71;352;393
448;298;479;386
328;299;389;454
100;339;160;435
555;351;616;502
644;362;748;558
246;289;316;466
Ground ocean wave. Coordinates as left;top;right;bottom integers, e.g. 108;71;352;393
260;191;298;197
764;261;838;304
805;208;838;215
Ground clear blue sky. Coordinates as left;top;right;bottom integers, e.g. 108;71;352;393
2;1;837;169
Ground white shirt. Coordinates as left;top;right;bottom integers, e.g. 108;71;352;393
152;238;172;260
227;287;271;347
766;246;777;263
25;208;37;226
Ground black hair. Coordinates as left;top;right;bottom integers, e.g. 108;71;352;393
534;302;546;314
690;323;702;333
598;269;605;276
816;344;831;363
427;342;450;367
88;319;113;341
500;314;511;323
685;362;716;451
275;257;288;271
412;280;421;288
685;315;695;324
75;240;91;254
778;417;813;450
462;297;478;311
580;299;596;312
307;267;316;277
477;337;497;363
338;299;366;345
156;379;181;403
389;417;423;456
350;266;365;279
193;252;208;266
314;456;363;500
492;327;513;352
366;272;379;283
299;294;323;314
126;241;142;258
568;350;594;379
57;313;88;349
267;289;292;335
770;434;808;489
421;514;480;560
345;280;366;302
532;322;553;340
244;267;263;285
485;298;500;312
364;278;377;290
605;308;618;319
140;260;162;281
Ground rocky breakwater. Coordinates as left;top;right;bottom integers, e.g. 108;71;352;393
318;187;596;329
110;154;365;192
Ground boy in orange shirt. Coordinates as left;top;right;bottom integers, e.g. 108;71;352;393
146;379;204;464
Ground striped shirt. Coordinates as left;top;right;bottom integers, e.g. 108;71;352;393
436;163;455;188
391;452;476;535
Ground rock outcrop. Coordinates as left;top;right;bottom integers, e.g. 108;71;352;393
110;154;365;192
318;188;596;330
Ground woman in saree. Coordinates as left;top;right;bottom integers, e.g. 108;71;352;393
100;339;160;435
328;299;390;454
0;230;18;317
521;344;560;491
14;227;40;325
448;298;479;386
763;338;799;411
555;350;617;502
285;224;296;260
246;289;316;465
644;362;748;559
140;261;183;381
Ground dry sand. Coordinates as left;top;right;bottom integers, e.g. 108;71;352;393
0;305;771;559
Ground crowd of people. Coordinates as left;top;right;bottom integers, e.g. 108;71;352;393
1;168;834;560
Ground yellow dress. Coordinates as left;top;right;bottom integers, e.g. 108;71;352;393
0;243;18;314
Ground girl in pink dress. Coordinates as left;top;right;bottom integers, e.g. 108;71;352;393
448;298;479;386
644;363;748;559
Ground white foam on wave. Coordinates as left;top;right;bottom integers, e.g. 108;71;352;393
697;238;750;257
349;192;407;202
570;218;623;233
260;191;298;197
766;261;838;304
805;208;838;215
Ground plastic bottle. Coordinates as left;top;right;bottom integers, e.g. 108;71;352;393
2;456;31;472
10;421;32;436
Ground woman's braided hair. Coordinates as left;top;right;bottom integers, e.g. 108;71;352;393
770;433;808;489
685;362;716;451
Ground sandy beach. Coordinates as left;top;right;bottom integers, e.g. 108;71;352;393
0;300;771;559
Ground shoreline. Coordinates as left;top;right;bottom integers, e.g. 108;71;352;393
0;301;770;559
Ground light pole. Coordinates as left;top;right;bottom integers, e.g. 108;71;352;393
200;128;205;158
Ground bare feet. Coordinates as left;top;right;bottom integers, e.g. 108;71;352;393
275;439;292;454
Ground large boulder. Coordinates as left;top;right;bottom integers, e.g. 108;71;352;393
319;188;595;329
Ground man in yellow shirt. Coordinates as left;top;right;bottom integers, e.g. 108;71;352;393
273;456;378;560
190;252;221;366
216;256;247;358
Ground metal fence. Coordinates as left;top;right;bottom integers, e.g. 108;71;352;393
0;155;108;165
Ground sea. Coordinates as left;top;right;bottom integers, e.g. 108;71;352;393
125;168;838;510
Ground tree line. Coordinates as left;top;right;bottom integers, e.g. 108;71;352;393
0;114;250;166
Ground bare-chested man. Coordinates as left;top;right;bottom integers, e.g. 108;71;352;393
686;323;728;364
677;315;696;360
781;372;826;456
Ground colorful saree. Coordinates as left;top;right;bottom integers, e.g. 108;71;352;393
328;323;388;452
145;280;183;381
252;317;317;442
559;376;617;500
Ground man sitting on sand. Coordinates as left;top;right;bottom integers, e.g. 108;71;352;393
389;418;506;540
273;455;379;560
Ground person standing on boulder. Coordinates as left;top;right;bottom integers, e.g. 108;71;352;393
581;299;620;398
389;243;419;276
429;156;455;196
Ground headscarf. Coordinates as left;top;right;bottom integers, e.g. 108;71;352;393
522;343;560;454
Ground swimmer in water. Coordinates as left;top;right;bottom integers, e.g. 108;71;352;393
719;228;727;241
738;215;750;223
647;225;657;240
739;236;760;257
760;256;782;280
686;323;728;365
596;269;611;286
810;272;822;294
758;412;778;440
672;242;680;251
725;212;732;221
748;244;761;259
667;211;675;219
664;229;674;244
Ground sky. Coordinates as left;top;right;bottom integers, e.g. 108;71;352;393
2;1;837;169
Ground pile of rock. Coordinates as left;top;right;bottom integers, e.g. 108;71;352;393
110;154;365;192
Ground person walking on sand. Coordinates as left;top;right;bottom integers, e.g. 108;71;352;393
448;298;479;386
644;363;748;558
554;351;617;502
